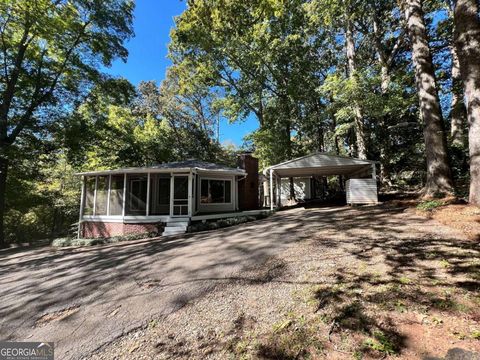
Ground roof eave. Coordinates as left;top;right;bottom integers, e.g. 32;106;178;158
75;167;246;177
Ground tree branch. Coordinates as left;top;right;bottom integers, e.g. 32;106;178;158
7;20;91;144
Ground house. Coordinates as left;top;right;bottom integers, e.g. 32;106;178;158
76;154;264;238
263;153;378;208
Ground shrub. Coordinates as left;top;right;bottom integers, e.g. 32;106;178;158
51;237;74;247
187;213;270;233
51;231;158;248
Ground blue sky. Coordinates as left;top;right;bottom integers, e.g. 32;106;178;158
106;0;258;147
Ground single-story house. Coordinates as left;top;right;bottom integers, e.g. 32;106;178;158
76;154;264;238
77;152;378;239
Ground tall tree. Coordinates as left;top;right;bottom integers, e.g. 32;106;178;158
369;1;405;184
402;0;454;196
0;0;134;247
453;0;480;205
345;12;368;159
450;44;468;145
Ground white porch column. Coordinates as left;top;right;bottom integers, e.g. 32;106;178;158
187;171;193;216
371;163;376;180
122;173;127;218
146;172;151;216
77;176;86;239
269;169;274;211
276;175;282;208
93;176;98;216
169;173;174;216
106;174;112;216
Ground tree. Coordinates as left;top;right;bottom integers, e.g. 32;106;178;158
0;0;134;246
402;0;454;196
345;9;368;159
453;0;480;205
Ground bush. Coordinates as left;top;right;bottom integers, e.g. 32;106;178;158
51;231;158;248
51;237;74;247
188;213;270;233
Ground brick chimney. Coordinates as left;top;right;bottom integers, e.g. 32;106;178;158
237;153;259;210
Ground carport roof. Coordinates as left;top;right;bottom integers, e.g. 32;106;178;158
263;153;377;178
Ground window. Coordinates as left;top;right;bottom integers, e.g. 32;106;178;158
126;175;147;215
200;179;231;204
109;175;124;215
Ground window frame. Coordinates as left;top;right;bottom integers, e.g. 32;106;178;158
199;178;233;205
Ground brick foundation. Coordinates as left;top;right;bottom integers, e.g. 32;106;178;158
81;221;163;238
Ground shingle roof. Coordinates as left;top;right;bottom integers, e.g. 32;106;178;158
264;153;377;177
76;160;246;176
150;160;240;171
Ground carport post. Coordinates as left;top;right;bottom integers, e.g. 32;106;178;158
77;176;85;239
276;175;281;208
269;169;274;211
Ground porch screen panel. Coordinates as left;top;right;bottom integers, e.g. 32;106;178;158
126;174;147;215
173;176;189;215
149;174;170;215
83;176;95;215
95;176;108;215
109;175;124;215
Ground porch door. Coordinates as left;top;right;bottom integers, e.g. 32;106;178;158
172;175;189;216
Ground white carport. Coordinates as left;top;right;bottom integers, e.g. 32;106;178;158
263;153;378;210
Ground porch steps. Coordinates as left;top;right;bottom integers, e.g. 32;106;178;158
162;218;190;236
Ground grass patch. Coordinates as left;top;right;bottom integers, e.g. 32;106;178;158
362;330;397;355
399;276;412;285
471;330;480;340
416;200;445;211
439;259;451;268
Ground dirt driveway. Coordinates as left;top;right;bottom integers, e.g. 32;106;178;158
1;206;479;359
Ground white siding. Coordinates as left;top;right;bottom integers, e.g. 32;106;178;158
196;173;237;214
280;178;311;201
346;178;378;204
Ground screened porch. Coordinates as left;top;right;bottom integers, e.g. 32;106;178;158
80;172;194;220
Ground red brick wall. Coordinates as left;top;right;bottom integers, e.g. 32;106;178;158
81;221;161;238
237;153;259;210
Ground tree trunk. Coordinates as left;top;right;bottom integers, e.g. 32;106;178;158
0;153;8;248
453;0;480;205
345;19;367;159
331;110;341;155
379;63;394;187
450;45;468;146
289;177;296;201
403;0;454;197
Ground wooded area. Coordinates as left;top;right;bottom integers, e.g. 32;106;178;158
0;0;479;247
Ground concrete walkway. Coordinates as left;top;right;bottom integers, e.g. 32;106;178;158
0;207;315;359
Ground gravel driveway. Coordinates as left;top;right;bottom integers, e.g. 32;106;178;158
1;205;478;360
0;207;315;359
